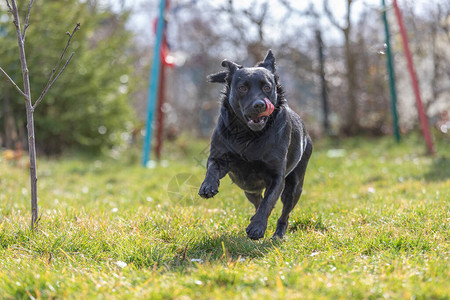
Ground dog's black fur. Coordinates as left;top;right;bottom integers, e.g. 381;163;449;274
199;50;312;240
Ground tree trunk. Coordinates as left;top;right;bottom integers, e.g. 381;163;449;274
316;30;330;135
2;0;78;230
9;0;39;230
343;28;359;135
26;104;38;229
324;0;359;135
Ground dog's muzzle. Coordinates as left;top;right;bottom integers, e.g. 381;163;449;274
246;98;274;131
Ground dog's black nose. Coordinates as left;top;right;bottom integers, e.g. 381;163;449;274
253;100;266;112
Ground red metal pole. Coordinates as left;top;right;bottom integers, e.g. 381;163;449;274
154;55;166;161
154;0;170;161
392;0;434;155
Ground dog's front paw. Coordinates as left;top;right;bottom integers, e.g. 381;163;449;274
246;219;267;240
273;221;288;240
198;179;219;198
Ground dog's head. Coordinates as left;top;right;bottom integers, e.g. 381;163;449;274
208;50;283;132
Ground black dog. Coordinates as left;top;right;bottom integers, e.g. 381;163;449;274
199;50;312;240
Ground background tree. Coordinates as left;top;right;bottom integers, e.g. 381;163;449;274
324;0;360;135
353;8;390;135
0;0;79;229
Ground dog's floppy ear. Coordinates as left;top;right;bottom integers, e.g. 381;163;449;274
207;71;228;83
207;59;242;83
221;59;241;74
258;49;276;73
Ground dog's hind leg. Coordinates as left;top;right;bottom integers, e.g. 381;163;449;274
245;192;263;211
273;140;312;239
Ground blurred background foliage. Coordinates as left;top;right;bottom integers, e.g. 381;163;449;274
0;0;449;156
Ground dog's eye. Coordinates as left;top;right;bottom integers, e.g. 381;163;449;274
263;85;272;93
238;85;248;93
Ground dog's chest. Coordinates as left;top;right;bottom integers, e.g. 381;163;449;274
226;133;278;162
228;158;270;193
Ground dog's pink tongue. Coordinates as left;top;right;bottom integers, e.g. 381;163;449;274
258;98;274;117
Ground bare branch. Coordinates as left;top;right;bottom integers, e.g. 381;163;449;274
323;0;345;31
243;1;267;25
55;23;81;74
33;53;75;109
22;0;35;41
243;1;268;41
0;66;28;99
279;1;318;18
6;0;12;11
346;0;354;32
8;0;32;101
33;23;80;109
8;0;22;38
216;0;247;46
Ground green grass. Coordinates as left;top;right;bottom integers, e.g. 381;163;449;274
0;134;449;299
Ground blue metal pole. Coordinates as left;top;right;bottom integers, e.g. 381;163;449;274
142;0;167;166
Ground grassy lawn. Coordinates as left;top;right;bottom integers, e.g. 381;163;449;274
0;134;448;299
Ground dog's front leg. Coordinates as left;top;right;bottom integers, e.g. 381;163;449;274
199;157;228;199
246;174;285;240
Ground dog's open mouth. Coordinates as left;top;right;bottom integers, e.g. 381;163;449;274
247;115;267;124
245;98;273;130
246;115;268;130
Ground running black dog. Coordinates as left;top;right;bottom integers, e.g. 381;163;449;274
199;50;312;240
